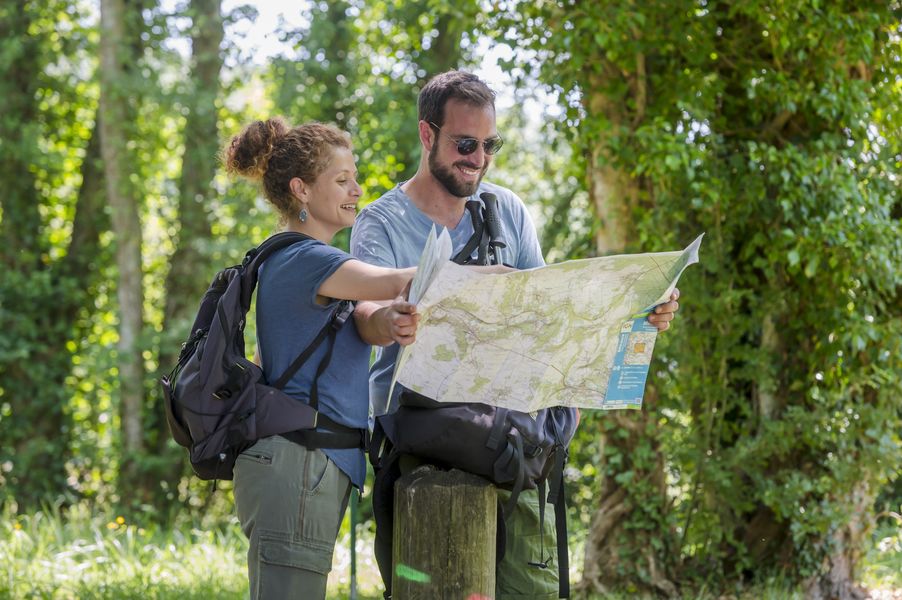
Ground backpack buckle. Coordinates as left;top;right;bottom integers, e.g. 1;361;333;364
331;301;353;329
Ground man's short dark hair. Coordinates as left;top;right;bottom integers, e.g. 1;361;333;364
418;71;496;127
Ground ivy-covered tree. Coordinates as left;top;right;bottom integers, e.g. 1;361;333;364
506;1;901;597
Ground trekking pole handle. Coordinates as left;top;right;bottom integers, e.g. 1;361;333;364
465;200;483;234
480;192;506;265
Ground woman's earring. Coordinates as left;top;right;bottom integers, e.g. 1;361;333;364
299;207;308;223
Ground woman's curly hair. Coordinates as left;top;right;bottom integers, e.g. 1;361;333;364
224;117;352;219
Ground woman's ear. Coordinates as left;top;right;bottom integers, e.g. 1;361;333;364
289;177;307;201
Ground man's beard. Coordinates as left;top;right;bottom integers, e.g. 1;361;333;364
428;145;486;198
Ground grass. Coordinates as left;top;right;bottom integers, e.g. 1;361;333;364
1;503;899;599
0;503;383;599
2;503;246;599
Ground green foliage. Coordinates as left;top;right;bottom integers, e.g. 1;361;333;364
266;0;483;223
503;0;902;591
1;503;247;599
863;518;902;591
2;503;893;600
0;0;105;508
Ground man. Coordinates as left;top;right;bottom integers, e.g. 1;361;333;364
351;71;680;599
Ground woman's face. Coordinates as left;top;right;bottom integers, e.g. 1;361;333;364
306;146;362;234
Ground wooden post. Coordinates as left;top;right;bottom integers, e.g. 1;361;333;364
392;468;497;599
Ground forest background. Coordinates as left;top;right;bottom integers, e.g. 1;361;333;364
1;1;900;598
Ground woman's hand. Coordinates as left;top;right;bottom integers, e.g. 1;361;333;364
380;297;419;345
647;288;681;332
354;298;420;346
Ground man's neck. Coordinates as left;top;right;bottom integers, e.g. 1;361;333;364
401;167;469;230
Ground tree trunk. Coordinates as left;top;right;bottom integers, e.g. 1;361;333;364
581;409;678;598
755;314;780;424
589;146;635;255
99;0;146;476
152;0;224;500
322;0;352;131
62;120;109;280
803;481;872;600
579;78;678;597
418;11;467;85
161;0;223;331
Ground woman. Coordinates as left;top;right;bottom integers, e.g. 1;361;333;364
223;118;417;599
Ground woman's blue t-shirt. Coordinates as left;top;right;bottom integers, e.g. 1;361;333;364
256;238;368;488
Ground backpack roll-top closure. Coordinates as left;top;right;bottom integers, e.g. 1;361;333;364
196;269;242;388
184;267;232;344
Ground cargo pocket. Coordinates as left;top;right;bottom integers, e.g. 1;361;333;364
257;535;333;598
297;451;351;547
302;448;330;494
233;440;279;539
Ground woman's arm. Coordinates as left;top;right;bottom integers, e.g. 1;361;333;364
318;259;415;302
346;263;514;345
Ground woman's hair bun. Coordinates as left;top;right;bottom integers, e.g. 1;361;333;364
223;117;290;180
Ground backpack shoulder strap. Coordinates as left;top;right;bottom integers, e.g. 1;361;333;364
271;299;353;392
452;199;486;264
552;474;569;598
240;232;313;311
546;429;570;598
241;233;354;403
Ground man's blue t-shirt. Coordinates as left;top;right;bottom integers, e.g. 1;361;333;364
256;238;367;488
350;181;545;417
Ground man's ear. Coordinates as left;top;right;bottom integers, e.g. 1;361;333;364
418;120;435;151
289;176;307;200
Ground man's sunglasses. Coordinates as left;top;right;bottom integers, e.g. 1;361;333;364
428;122;504;156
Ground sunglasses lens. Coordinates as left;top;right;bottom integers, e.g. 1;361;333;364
456;138;479;155
484;138;503;155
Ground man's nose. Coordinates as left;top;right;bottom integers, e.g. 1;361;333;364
469;143;488;165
